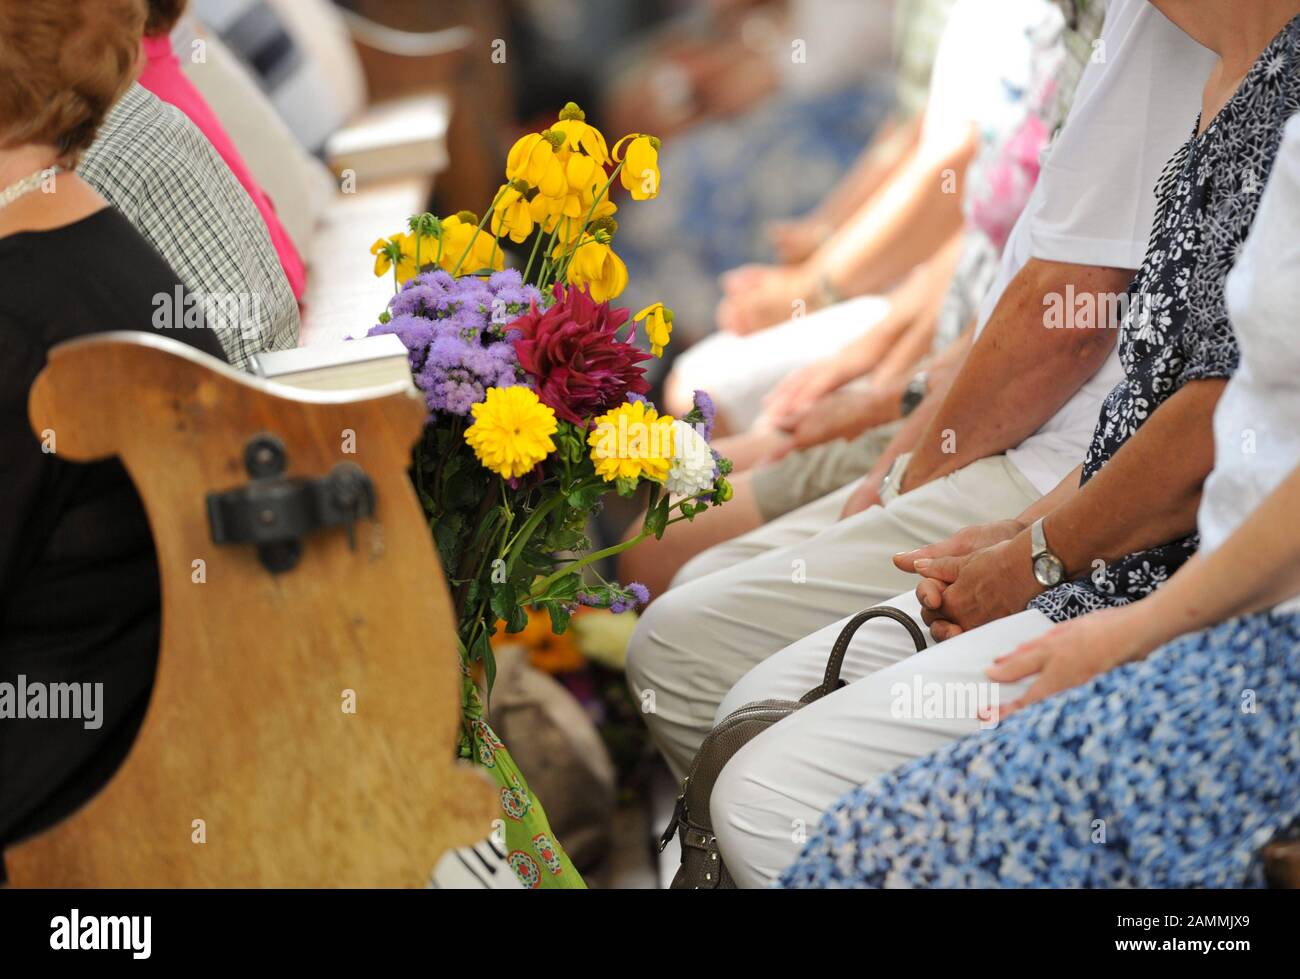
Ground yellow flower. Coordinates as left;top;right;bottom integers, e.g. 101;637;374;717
465;386;558;480
564;151;602;196
505;131;567;198
530;187;616;243
587;400;675;483
633;302;674;358
439;212;504;274
551;102;610;166
563;230;628;302
570;608;638;670
613;134;661;201
491;182;535;244
370;233;418;284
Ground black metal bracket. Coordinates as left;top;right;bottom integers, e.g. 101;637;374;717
206;433;377;574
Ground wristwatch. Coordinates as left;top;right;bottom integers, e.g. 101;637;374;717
1030;517;1065;587
879;452;912;506
900;371;928;417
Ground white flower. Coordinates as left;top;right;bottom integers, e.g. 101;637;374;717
664;420;715;498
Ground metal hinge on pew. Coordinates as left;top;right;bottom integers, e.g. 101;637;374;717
206;432;376;573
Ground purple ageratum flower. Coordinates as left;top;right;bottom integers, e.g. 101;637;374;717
577;581;651;614
692;390;716;441
370;313;437;371
367;269;540;417
487;269;543;323
389;283;443;319
417;331;520;416
417;269;456;291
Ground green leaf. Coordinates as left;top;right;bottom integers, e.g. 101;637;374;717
566;482;606;511
644;499;669;539
543;600;572;635
530;572;581;605
470;629;497;697
490;583;528;633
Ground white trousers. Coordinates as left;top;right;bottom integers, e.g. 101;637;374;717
626;453;1042;778
669;295;891;430
712;598;1053;888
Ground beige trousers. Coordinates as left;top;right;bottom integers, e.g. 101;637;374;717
626;453;1042;779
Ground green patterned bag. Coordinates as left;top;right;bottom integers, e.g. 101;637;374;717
460;671;586;889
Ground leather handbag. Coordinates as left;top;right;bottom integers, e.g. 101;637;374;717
659;605;928;889
1264;837;1300;888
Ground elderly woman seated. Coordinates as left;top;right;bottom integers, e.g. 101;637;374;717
0;0;226;874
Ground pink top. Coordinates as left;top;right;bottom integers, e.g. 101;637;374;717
139;34;307;301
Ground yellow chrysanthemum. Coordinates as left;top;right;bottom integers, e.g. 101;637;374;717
587;400;675;483
613;134;661;201
551;102;610;166
465;386;558;479
563;231;628;302
439;212;504;274
370;233;418;284
633;302;674;358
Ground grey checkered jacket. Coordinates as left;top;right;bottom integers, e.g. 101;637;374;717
79;84;299;370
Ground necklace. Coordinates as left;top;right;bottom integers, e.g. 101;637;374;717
0;165;63;211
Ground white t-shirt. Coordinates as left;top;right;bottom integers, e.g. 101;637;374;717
921;0;1055;162
973;0;1217;494
1199;114;1300;614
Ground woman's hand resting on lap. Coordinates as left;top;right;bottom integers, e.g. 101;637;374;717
982;605;1157;723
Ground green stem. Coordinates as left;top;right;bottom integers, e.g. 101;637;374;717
537;216;567;291
522;226;545;285
521;534;646;603
554;163;624;283
451;186;509;277
502;480;590;578
518;491;695;604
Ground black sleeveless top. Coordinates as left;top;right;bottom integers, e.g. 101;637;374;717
0;206;226;858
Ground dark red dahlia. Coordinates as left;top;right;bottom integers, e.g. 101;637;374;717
512;284;651;425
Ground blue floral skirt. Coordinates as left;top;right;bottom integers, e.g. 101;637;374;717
779;611;1300;888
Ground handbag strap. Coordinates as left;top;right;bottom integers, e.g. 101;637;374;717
799;605;928;705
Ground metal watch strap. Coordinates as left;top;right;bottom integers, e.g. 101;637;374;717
1030;516;1049;558
879;452;912;505
1030;517;1065;587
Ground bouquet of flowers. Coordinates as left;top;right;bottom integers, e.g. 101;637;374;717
364;103;732;888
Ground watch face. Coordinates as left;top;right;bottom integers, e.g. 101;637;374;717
1034;554;1064;587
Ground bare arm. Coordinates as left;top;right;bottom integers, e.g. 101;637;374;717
839;328;973;517
916;379;1229;638
1041;379;1226;576
901;259;1133;492
794;117;924;235
986;461;1300;719
808;124;976;298
1126;464;1300;645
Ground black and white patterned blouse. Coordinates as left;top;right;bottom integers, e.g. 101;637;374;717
1033;15;1300;623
